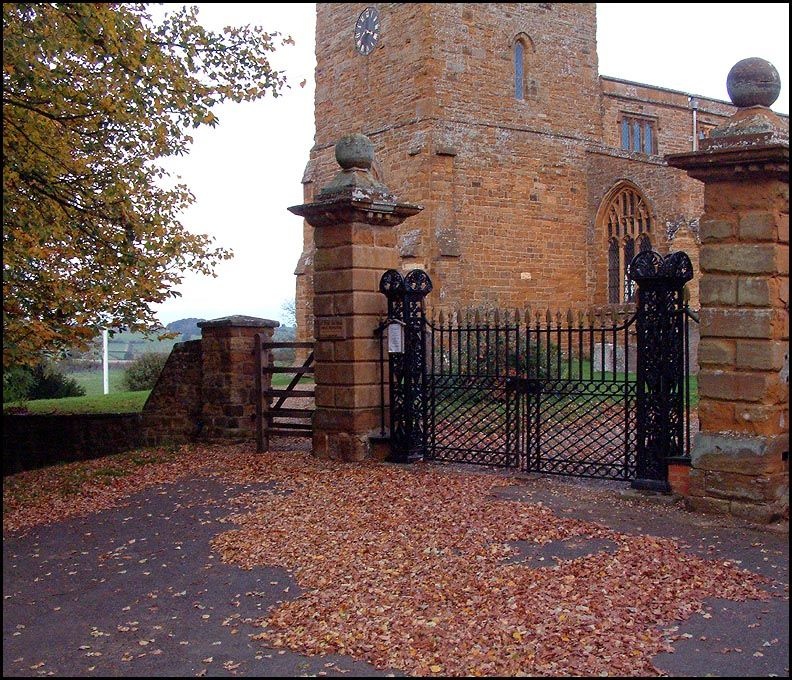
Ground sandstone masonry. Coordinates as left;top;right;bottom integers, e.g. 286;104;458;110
668;84;789;523
140;315;279;445
294;3;779;343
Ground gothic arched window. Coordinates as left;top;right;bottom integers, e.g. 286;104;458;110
600;183;653;303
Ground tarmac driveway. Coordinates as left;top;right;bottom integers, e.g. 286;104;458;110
3;447;788;677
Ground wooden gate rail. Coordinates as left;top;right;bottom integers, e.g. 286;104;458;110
255;336;315;453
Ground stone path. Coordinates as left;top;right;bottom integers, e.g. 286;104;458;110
3;474;396;677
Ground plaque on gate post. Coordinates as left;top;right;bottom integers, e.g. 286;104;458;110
387;319;405;354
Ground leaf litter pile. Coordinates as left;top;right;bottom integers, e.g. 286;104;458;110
4;444;773;676
209;451;771;677
2;444;210;534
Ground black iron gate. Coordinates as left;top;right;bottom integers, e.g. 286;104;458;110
380;250;695;489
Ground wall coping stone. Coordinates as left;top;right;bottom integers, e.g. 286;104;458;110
198;315;279;329
5;413;143;422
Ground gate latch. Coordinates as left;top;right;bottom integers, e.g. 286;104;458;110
506;377;544;395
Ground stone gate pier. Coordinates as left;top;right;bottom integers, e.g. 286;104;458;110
668;58;789;523
289;134;422;460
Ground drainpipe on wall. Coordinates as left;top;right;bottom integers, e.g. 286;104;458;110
690;97;699;151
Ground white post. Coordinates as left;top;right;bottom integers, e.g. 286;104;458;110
102;329;109;395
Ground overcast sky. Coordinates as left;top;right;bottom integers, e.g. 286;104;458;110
153;3;789;326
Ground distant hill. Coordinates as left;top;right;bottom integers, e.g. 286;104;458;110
165;318;205;341
273;325;296;341
162;318;295;342
70;318;298;363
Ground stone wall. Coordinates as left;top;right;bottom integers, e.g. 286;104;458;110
3;414;143;475
599;77;735;154
140;340;203;446
4;316;279;475
296;3;743;346
584;153;708;306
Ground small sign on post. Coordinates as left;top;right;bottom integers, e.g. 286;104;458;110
387;319;405;354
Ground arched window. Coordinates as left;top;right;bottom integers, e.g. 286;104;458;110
513;34;534;100
514;40;525;100
599;183;653;303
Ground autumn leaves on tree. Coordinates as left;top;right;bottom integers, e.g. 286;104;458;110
2;3;292;367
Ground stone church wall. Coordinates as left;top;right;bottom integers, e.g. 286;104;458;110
296;3;746;345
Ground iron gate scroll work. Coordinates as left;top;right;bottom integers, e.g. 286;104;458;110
379;250;694;487
380;269;432;463
629;249;694;491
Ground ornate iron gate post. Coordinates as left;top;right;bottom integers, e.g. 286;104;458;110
379;269;433;463
629;250;694;491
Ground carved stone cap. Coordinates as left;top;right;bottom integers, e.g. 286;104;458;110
289;133;423;228
696;58;789;153
665;58;788;180
289;197;422;229
317;134;397;202
666;143;788;183
726;58;781;108
198;315;279;329
703;107;789;150
335;133;374;170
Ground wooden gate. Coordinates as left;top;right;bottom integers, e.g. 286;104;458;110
255;336;314;452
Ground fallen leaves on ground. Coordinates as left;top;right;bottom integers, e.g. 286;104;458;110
2;443;224;534
3;444;774;676
209;452;772;677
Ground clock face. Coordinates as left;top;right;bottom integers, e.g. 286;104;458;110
354;7;380;55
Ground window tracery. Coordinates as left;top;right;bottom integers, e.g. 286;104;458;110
602;184;653;303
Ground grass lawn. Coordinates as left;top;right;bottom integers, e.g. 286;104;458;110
67;366;309;393
4;367;312;416
67;368;127;395
271;373;314;387
5;391;151;415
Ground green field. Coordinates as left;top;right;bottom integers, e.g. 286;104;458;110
6;391;151;415
5;368;313;416
67;368;128;396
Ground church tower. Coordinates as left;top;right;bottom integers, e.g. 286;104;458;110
296;3;735;342
296;3;602;339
